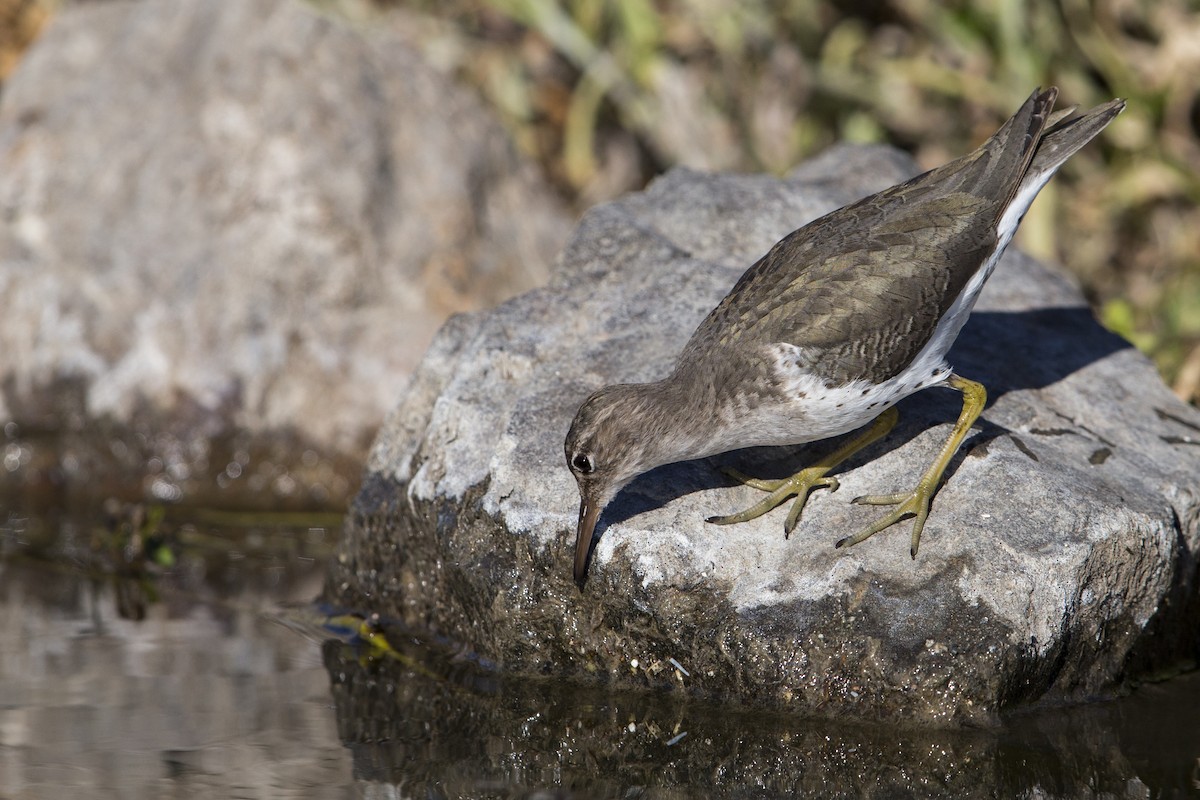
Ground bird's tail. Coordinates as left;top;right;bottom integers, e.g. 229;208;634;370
1027;95;1125;183
991;89;1124;238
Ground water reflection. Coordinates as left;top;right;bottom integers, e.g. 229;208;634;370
322;616;1200;799
0;506;351;798
1;506;1197;798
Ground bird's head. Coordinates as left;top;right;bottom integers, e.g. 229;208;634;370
564;383;668;588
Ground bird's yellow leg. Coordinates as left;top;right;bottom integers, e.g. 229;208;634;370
837;374;986;558
707;407;899;538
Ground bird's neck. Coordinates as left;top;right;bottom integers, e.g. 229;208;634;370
626;364;729;472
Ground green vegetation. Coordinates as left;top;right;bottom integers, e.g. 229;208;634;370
372;0;1200;402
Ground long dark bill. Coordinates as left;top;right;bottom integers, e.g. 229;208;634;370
573;499;602;589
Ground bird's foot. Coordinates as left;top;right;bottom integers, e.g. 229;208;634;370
706;408;900;539
706;466;839;538
837;483;935;558
834;374;986;558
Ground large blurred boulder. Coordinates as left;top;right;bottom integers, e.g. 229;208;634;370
0;0;571;506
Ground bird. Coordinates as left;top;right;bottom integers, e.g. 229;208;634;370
565;87;1124;588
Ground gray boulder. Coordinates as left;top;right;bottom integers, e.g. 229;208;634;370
0;0;570;505
327;148;1200;722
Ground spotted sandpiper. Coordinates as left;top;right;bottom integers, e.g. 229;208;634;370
566;88;1123;587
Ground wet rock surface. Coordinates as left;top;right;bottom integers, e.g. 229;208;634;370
327;150;1200;721
0;0;571;505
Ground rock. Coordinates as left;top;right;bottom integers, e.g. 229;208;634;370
326;148;1200;722
0;0;571;506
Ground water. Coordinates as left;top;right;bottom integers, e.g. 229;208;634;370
1;504;1198;798
0;503;349;798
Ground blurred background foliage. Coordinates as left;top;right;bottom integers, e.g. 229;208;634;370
4;0;1199;403
0;0;44;80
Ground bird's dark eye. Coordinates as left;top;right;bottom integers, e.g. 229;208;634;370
572;453;594;474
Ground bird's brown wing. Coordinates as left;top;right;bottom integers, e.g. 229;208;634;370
694;180;997;386
680;89;1057;387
